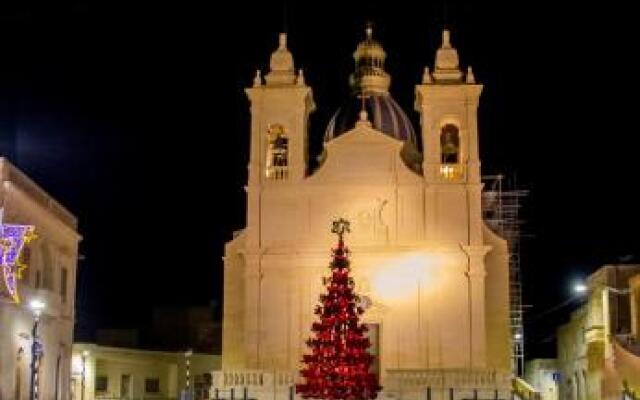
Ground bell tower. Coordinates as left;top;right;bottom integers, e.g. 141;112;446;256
415;30;489;368
245;33;315;185
244;33;315;249
415;29;483;245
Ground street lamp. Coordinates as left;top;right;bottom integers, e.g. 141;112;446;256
81;350;89;400
184;349;193;400
573;283;588;294
29;299;45;400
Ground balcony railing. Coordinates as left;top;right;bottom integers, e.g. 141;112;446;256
386;368;511;390
211;370;295;389
439;164;466;181
266;166;288;181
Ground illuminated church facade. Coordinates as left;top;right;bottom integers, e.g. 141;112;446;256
218;28;512;399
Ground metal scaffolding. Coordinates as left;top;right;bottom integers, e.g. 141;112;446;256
482;174;528;377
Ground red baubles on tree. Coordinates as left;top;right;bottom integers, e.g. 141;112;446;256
297;219;382;400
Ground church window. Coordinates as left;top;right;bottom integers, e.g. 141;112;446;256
265;124;289;180
440;124;460;164
439;124;463;180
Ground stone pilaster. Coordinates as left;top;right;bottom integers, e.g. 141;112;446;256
462;244;491;368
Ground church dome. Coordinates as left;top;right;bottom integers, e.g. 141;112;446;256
324;92;417;144
324;25;417;145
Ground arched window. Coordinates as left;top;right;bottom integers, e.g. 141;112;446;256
265;124;289;180
440;124;460;164
20;246;31;284
15;347;24;400
41;244;54;291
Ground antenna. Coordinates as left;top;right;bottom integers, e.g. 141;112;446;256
443;1;449;29
282;0;289;34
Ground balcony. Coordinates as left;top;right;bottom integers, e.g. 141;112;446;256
439;164;466;181
265;166;288;181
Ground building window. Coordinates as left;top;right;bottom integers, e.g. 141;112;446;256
60;268;68;303
35;270;42;289
265;124;289;180
20;247;31;284
440;124;460;164
42;245;54;291
145;378;160;393
95;376;108;392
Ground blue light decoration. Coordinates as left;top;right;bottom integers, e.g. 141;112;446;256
0;223;36;304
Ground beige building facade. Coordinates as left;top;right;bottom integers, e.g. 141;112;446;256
527;265;640;400
0;157;82;400
524;359;559;400
71;343;220;400
557;265;640;400
219;29;513;400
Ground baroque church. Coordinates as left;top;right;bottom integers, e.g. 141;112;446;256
218;27;513;399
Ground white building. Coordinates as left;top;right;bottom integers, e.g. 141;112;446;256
217;28;513;400
0;157;82;400
71;343;220;400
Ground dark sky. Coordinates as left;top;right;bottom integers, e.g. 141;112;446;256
1;1;639;359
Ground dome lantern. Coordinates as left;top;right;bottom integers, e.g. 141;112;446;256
350;24;391;94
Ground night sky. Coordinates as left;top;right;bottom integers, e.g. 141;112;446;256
1;1;639;359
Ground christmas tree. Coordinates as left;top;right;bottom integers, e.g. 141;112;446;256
297;218;382;400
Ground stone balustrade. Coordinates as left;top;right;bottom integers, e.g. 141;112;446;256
385;368;511;391
212;370;296;389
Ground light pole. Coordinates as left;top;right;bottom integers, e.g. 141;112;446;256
184;349;193;400
81;350;89;400
29;299;45;400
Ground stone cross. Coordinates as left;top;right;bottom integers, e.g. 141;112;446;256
331;218;351;240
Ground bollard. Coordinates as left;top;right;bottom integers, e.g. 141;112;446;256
426;387;431;400
494;389;498;400
215;388;219;400
473;389;478;400
290;385;294;400
231;388;235;400
449;388;454;400
244;387;248;400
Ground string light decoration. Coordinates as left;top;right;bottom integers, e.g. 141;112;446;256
297;218;382;400
0;223;36;304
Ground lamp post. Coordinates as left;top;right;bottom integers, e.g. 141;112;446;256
185;349;193;400
81;350;89;400
29;299;45;400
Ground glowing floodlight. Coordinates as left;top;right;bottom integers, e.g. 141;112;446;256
574;283;588;294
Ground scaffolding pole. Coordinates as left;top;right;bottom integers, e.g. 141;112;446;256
482;174;528;377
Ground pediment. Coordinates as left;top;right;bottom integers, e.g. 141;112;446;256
326;122;404;148
307;122;418;184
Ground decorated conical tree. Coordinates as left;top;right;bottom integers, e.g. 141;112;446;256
297;218;382;400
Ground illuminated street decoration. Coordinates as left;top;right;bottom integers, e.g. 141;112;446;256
0;223;36;303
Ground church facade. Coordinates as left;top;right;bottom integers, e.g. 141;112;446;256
217;28;512;400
